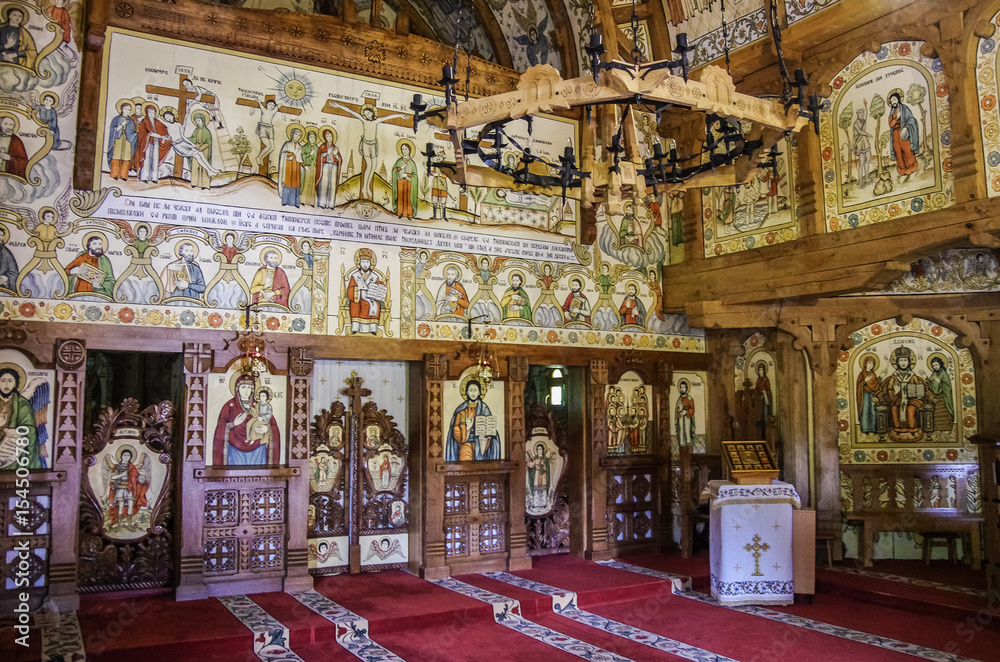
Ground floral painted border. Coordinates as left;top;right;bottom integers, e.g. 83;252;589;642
702;138;799;257
291;590;405;661
976;9;1000;197
684;9;769;69
836;317;977;465
216;594;304;662
785;0;841;25
820;41;954;232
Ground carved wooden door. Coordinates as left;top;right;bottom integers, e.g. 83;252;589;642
308;375;408;574
77;399;176;592
525;405;570;555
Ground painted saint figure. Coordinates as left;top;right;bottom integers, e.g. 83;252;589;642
300;129;319;207
927;355;954;433
66;234;115;298
888;90;919;181
879;347;927;440
160;241;206;301
136;104;170;183
0;226;19;294
0;7;36;68
187;110;214;190
0;365;47;470
251;250;291;307
754;362;773;438
526;442;552;509
436;266;470;318
853;106;873;186
104;446;149;529
391;141;419;218
107;100;138;180
856;354;879;434
500;271;532;322
346;248;387;335
618;282;646;327
278;127;305;207
674;379;696;447
213;374;281;465
316;128;342;209
0;114;28;178
445;379;501;461
325;101;408;200
562;277;592;324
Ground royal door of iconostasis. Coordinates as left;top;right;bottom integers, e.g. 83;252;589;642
307;360;410;574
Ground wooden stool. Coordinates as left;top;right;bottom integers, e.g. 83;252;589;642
816;533;834;569
922;532;959;565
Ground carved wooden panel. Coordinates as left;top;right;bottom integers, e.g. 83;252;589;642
307;403;347;575
358;401;408;571
606;470;655;547
77;400;176;592
443;475;508;560
525;405;569;556
203;486;286;575
0;484;51;614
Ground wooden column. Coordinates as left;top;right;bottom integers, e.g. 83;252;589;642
656;360;675;551
506;355;531;571
586;359;612;560
176;342;212;601
419;353;449;579
285;348;314;592
48;339;86;611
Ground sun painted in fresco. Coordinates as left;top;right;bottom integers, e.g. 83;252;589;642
260;66;315;111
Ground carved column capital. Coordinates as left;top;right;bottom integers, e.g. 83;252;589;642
507;354;529;383
289;347;314;377
183;343;213;375
425;353;448;381
590;359;608;386
55;338;86;371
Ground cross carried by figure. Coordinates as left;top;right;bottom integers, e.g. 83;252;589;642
146;73;216;174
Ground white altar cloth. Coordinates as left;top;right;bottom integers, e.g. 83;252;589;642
708;480;800;606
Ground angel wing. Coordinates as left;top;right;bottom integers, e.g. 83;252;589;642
1;205;37;231
510;2;537;34
100;454;115;493
57;73;80;119
137;452;152;483
20;377;49;467
53;187;73;225
206;230;225;250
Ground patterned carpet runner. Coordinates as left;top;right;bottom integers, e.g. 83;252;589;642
36;609;86;661
432;576;635;661
217;594;306;662
484;571;742;662
598;560;980;662
826;566;989;598
290;590;405;661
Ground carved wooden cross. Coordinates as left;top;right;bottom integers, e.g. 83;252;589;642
340;370;371;573
744;534;770;577
146;75;216;174
235;95;303;176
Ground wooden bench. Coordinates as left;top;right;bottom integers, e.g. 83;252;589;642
842;463;982;569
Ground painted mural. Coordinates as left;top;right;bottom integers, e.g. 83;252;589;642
663;0;768;69
525;424;563;516
865;249;1000;295
206;362;288;466
443;365;505;461
976;8;1000;198
703;133;798;256
86;433;169;539
489;0;560;72
837;317;976;464
820;41;953;232
669;370;706;456
784;0;840;24
605;370;652;456
0;348;52;471
734;332;777;439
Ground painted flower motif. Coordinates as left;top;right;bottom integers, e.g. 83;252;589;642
672;338;682;348
54;303;72;320
639;336;650;347
829;218;840;231
705;228;714;241
931;57;943;72
714;244;724;255
485;328;497;340
964;416;976;428
147;310;164;325
839;350;850;362
876;46;889;60
440;325;452;338
962;373;974;385
931;325;943;336
946;449;959;461
832;76;845;89
417;323;431;338
987;124;1000;140
208;313;224;328
506;329;517;341
656;336;667;348
180;311;196;326
940;130;950;146
942;158;953;172
854;450;867;462
18;302;35;318
765;233;775;244
990;152;1000;169
745;236;755;248
546;330;558;343
824;170;835;183
837;397;849;410
848;214;860;227
888;203;900;216
963;395;976;407
84;307;102;321
266;317;280;331
910;199;924;212
528;330;539;341
876;451;889;462
291;318;306;332
117;307;134;323
851;332;864;344
872;324;883;335
936;83;949;98
568;332;578;343
838;419;849;431
822;147;834;160
898;43;911;57
623;335;632;346
586;332;598;344
704;209;713;219
923;450;936;461
605;334;615;345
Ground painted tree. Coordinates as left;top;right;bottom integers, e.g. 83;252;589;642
906;83;928;158
869;93;887;174
839;101;854;183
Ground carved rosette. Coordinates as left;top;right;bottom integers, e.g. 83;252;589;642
54;339;86;464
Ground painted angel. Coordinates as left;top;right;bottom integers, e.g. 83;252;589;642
205;230;251;309
11;190;72;298
309;540;342;564
592;260;629;331
113;222;167;305
0;369;49;470
363;537;403;562
101;446;151;530
23;72;78;150
469;255;504;324
511;4;551;67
